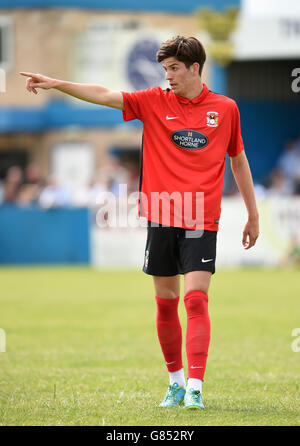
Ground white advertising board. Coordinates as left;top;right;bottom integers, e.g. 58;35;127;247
234;0;300;59
233;17;300;60
91;197;300;269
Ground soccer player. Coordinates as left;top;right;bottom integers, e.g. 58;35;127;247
20;35;259;410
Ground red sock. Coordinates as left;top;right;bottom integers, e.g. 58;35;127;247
155;296;183;373
184;290;211;381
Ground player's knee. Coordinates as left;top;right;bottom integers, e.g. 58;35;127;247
153;275;179;300
156;288;178;300
184;290;208;315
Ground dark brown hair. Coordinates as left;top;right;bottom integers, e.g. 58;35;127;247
157;35;206;76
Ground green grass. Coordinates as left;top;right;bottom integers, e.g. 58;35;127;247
0;266;299;426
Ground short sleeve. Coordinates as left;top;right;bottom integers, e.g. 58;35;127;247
227;101;244;157
121;88;159;123
121;90;146;122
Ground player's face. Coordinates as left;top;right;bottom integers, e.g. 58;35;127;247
162;57;199;97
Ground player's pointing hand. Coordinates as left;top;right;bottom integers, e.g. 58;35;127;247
19;72;56;94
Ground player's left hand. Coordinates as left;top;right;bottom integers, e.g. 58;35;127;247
242;217;259;250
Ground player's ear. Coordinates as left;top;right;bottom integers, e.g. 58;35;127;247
191;62;200;75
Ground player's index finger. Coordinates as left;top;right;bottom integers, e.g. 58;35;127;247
19;72;36;77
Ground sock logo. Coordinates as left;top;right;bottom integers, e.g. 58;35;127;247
190;365;203;369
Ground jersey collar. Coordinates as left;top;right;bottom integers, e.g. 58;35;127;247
173;83;209;104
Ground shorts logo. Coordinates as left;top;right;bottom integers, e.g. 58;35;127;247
144;250;149;268
206;111;219;127
171;129;208;150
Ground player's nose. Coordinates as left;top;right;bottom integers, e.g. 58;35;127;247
165;70;172;81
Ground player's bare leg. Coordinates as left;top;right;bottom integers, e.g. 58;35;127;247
183;270;212;409
184;270;211;295
153;275;180;299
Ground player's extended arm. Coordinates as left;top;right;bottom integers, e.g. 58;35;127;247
19;72;124;110
230;150;259;250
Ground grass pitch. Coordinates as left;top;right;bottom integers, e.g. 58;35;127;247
0;266;299;426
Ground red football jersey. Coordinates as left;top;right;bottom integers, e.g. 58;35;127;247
122;83;244;230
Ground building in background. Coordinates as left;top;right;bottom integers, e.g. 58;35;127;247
1;0;299;192
0;0;300;266
0;0;218;199
229;0;300;188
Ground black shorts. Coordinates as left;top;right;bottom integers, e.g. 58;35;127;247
143;222;217;276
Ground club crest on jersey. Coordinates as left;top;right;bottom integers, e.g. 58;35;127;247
206;111;219;127
171;129;208;150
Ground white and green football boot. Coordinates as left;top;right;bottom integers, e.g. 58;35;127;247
159;383;186;407
184;388;204;410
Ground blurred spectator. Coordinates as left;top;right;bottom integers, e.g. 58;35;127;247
16;162;45;207
276;139;300;194
25;162;43;184
17;183;41;207
99;153;129;198
267;169;293;196
72;174;109;208
124;159;140;195
281;234;300;267
71;184;91;208
253;183;267;199
288;234;300;266
0;179;4;205
277;140;299;176
0;154;141;209
24;162;44;190
38;175;72;209
88;174;110;207
2;166;24;204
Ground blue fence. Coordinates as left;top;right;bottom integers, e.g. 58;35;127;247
0;206;90;264
238;100;300;182
0;0;240;13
